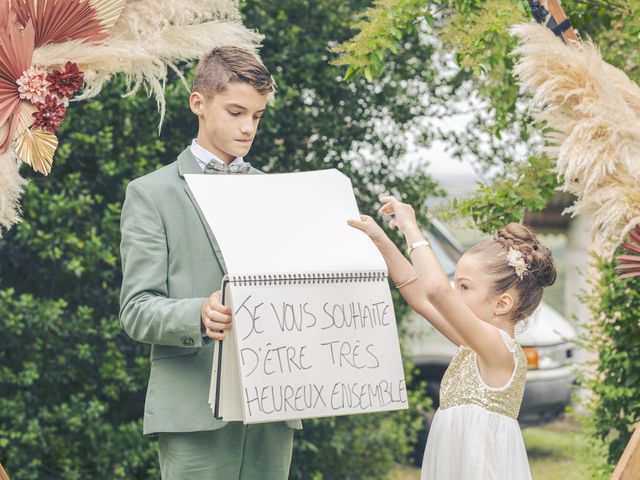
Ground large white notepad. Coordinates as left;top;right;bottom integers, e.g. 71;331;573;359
185;169;408;423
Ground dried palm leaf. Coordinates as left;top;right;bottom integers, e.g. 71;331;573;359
0;0;11;30
12;0;126;46
84;0;128;32
615;225;640;279
15;128;58;175
16;100;37;138
0;11;35;153
0;122;8;146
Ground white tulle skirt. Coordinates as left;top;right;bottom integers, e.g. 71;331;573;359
421;404;532;480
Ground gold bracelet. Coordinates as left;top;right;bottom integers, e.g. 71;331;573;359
395;273;418;289
407;239;431;255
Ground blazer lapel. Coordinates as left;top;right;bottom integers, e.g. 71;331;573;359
178;147;228;273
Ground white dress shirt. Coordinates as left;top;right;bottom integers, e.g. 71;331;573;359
189;139;245;172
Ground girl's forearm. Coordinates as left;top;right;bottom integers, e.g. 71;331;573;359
375;236;429;310
375;232;466;347
402;225;452;298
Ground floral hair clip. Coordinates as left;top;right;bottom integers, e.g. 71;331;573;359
506;247;528;280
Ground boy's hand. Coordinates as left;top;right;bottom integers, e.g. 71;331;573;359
201;291;232;341
348;215;389;245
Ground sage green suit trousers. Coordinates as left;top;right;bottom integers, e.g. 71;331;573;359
158;422;294;480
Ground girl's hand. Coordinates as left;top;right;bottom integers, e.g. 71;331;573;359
347;215;389;245
378;196;419;236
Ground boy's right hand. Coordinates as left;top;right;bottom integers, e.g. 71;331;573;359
201;291;232;341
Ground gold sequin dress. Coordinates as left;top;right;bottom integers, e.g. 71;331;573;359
421;329;532;480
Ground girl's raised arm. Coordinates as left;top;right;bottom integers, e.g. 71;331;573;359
376;197;512;368
348;215;465;347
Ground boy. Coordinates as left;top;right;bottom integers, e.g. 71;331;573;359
119;46;300;480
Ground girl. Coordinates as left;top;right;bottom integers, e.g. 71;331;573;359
348;196;556;480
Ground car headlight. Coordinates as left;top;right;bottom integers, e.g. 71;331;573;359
522;343;574;370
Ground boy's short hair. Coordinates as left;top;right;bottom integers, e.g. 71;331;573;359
192;46;273;97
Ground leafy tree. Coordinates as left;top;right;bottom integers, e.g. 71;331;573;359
0;1;443;478
332;0;428;82
447;154;558;233
334;0;640;232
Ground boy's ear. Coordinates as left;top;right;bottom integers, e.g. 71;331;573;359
189;91;206;117
494;292;515;317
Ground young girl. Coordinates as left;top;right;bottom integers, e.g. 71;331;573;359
348;196;556;480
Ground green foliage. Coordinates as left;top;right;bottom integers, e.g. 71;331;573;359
442;0;640;156
335;0;640;227
442;0;526;74
564;0;640;84
0;1;440;478
448;154;559;234
331;0;428;81
440;0;527;132
576;253;640;475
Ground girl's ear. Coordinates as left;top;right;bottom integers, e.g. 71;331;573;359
494;291;515;317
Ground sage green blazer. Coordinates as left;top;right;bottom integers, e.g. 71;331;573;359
119;147;302;434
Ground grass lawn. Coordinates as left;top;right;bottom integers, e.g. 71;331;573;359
523;418;597;480
390;417;609;479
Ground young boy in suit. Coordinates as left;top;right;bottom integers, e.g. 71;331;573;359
119;46;301;480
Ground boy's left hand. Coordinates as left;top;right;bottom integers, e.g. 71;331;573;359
378;196;419;236
201;290;232;341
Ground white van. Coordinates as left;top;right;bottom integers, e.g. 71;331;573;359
404;220;577;459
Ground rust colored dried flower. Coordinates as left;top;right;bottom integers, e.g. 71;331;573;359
46;61;84;99
32;95;67;132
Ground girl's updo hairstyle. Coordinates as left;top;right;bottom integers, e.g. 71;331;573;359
465;223;557;322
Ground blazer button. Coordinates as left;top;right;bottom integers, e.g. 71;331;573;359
182;337;195;346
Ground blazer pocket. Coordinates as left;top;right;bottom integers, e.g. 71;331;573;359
151;344;200;361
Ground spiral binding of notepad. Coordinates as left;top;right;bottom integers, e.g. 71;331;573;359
224;271;387;286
